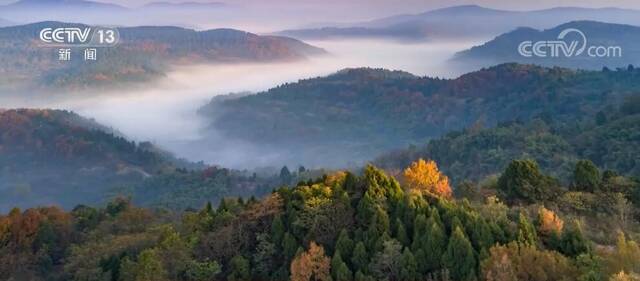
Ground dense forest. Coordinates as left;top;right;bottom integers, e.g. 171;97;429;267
0;109;299;211
1;160;638;281
0;21;324;92
201;63;640;167
375;94;640;183
2;63;639;281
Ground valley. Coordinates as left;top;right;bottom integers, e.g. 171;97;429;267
1;2;640;281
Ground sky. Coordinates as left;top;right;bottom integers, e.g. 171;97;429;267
2;0;640;32
81;0;640;10
3;0;640;16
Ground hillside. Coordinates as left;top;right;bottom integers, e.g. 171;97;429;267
0;109;298;211
199;63;640;168
277;5;640;41
0;21;325;92
0;109;172;210
1;163;638;281
375;94;640;183
453;21;640;70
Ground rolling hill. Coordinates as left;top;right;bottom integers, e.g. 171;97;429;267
375;94;640;183
277;5;640;41
0;109;289;211
0;21;325;92
453;21;640;70
0;109;168;210
199;63;640;168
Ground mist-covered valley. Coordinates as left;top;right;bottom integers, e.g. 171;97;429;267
3;2;640;281
1;39;480;169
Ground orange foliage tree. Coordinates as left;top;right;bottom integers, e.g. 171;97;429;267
403;158;452;198
537;207;564;235
290;241;333;281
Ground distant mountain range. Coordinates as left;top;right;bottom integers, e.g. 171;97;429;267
277;5;640;41
199;63;640;168
0;0;233;26
0;21;325;92
142;1;226;10
453;21;640;70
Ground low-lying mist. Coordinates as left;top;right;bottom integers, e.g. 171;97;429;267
1;39;480;170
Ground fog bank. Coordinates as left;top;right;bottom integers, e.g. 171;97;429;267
2;39;479;169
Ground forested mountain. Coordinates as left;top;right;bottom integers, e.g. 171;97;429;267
0;21;325;92
375;95;640;183
1;162;638;281
453;21;640;70
200;63;640;167
0;109;170;210
277;5;640;41
0;109;304;211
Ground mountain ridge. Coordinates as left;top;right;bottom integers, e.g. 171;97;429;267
0;21;325;92
198;63;640;167
453;20;640;70
277;5;640;41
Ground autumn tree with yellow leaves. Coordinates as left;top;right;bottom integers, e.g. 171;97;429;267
537;207;564;235
403;158;452;198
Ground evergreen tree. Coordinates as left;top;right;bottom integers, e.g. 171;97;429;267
351;242;369;273
468;217;494;258
395;219;409;247
357;192;378;225
271;215;285;246
332;250;352;281
335;262;353;281
441;227;476;281
369;239;403;281
560;221;590;257
573;160;601;192
399;248;418;281
283;232;299;261
517;213;537;246
354;271;373;281
411;214;428;251
497;159;556;203
228;255;250;281
423;218;446;273
280;166;292;185
335;229;355;261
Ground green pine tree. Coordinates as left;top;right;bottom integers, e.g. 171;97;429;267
441;227;476;281
560;220;591;257
335;229;355;261
423;217;446;273
517;213;538;246
399;248;418;281
271;215;285;246
282;232;299;261
395;219;409;247
351;241;369;273
332;250;352;281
